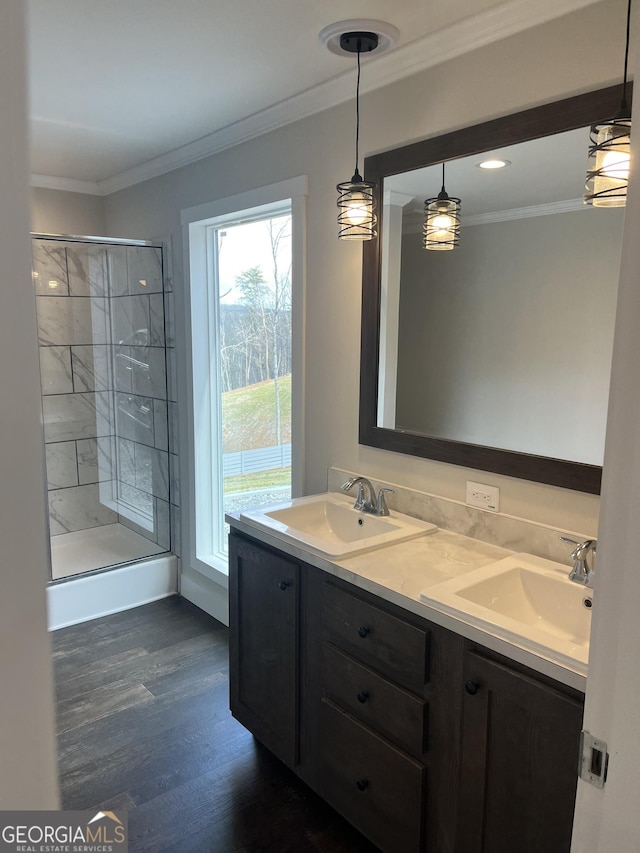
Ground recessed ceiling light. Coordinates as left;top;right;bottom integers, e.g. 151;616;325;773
477;158;511;170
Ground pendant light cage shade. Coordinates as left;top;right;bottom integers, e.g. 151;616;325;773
336;30;379;241
584;117;631;207
584;0;632;207
423;191;461;251
337;174;377;240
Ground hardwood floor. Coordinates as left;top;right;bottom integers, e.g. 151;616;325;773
53;595;378;853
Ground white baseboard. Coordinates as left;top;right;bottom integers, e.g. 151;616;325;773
180;568;229;626
47;555;179;630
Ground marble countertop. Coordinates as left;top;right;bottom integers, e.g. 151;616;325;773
228;514;587;693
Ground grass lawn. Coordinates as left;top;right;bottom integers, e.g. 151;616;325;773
222;374;291;453
223;467;291;495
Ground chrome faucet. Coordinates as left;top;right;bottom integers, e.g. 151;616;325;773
560;536;597;588
341;477;395;516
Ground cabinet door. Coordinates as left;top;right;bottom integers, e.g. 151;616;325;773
229;535;300;767
456;651;584;853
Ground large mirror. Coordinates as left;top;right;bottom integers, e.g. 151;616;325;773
360;86;629;494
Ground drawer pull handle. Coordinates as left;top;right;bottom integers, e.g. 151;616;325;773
358;625;370;639
278;581;289;591
356;778;369;792
465;680;479;696
357;690;369;704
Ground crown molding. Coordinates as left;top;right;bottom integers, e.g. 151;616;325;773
463;197;587;225
31;0;603;197
402;198;589;232
30;173;103;195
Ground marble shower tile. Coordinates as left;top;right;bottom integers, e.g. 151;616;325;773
76;438;99;485
43;393;97;442
170;505;181;557
107;246;129;297
67;244;108;296
115;345;133;393
170;453;179;506
131;347;166;400
168;401;179;453
119;482;154;518
95;390;114;437
45;442;78;490
43;392;112;443
115;393;154;446
39;345;73;395
37;296;107;346
153;399;168;451
111;294;149;346
155;498;171;550
134;446;169;501
32;241;68;295
71;345;110;392
97;436;115;482
127;246;163;294
164;292;175;346
48;483;117;534
116;437;136;486
167;348;177;403
149;293;165;347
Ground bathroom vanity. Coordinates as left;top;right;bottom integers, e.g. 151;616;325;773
228;511;586;853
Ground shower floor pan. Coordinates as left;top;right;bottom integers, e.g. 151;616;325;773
50;523;165;580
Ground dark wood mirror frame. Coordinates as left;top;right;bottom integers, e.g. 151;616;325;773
359;85;631;495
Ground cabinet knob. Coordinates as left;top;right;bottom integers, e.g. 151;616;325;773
278;580;289;591
357;690;369;704
465;680;479;696
358;625;370;639
356;778;369;792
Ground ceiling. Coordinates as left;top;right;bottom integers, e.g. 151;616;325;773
387;127;592;221
27;0;604;194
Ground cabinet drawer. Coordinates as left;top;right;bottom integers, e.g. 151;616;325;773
322;581;429;693
322;643;428;759
320;699;425;853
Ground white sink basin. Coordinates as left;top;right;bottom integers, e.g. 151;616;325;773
239;492;437;557
420;553;592;669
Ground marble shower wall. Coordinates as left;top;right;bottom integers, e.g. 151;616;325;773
33;238;177;551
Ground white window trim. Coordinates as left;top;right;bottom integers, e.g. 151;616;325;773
181;177;307;586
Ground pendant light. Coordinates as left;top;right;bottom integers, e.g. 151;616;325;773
337;31;378;240
584;0;632;207
423;163;461;251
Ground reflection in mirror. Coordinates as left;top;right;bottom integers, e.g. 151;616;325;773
360;86;631;493
378;128;624;465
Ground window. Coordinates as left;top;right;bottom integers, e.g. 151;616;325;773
182;178;306;581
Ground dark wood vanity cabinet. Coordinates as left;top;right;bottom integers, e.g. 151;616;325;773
456;650;584;853
228;531;584;853
228;534;300;768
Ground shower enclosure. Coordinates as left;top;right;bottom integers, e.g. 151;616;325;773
32;235;177;580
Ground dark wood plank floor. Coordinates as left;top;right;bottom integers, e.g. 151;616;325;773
53;595;378;853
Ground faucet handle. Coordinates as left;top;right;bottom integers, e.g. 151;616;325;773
559;536;597;587
560;536;596;558
375;488;395;517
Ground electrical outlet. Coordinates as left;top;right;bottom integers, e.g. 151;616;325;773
466;481;500;512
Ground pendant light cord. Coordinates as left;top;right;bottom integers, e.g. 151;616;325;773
622;0;632;113
354;43;362;177
441;162;446;192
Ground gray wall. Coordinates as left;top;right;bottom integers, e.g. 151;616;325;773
395;209;624;463
32;186;106;236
